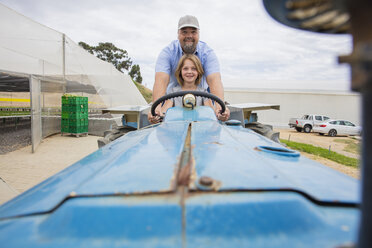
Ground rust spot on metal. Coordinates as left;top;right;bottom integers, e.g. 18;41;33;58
177;124;194;186
178;162;191;186
169;154;182;191
203;141;223;145
169;167;177;190
188;156;197;188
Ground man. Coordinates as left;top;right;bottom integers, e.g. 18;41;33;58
148;15;230;123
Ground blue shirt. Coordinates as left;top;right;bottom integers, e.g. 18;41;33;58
155;40;220;93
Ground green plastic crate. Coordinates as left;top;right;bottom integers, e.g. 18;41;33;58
61;96;71;120
61;118;69;133
61;111;69;119
68;96;87;105
61;96;69;105
69;104;88;113
69;125;88;134
69;118;88;127
61;104;69;111
61;95;88;134
69;118;88;133
69;113;88;120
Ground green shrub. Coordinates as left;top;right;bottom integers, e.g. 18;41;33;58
281;139;359;168
134;81;152;103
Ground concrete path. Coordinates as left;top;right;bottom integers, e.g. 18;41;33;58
0;134;99;205
0;178;19;204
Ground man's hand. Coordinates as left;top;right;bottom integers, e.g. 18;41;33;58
148;112;161;124
148;105;163;124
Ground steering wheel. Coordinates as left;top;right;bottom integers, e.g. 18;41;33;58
151;90;226;117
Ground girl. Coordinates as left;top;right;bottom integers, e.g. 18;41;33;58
160;54;214;114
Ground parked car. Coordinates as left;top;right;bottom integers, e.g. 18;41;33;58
288;114;330;133
313;119;362;137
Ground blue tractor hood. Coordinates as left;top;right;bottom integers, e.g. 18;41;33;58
0;106;360;247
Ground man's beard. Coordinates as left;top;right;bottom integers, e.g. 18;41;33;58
183;40;196;54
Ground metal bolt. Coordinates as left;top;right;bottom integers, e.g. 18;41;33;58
199;176;213;186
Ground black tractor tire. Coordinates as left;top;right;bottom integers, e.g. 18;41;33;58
97;126;136;148
97;138;111;148
295;127;302;132
328;129;337;137
245;122;280;143
303;125;312;133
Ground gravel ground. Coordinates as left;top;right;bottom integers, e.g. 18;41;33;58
0;113;114;155
0;119;31;155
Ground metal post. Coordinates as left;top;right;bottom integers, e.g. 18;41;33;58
29;76;42;153
62;33;66;94
339;1;372;247
42;60;45;110
359;86;372;247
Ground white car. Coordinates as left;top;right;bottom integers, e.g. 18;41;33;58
313;120;362;137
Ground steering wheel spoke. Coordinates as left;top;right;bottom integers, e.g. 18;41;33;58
151;91;226;117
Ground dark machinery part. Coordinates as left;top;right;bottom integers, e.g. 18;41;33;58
263;0;350;34
262;0;372;247
97;125;136;148
246;122;280;143
151;90;226;117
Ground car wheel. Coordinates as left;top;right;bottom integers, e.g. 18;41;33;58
295;127;302;132
328;129;337;137
303;125;312;133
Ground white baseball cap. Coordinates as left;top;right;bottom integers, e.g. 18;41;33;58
178;15;200;29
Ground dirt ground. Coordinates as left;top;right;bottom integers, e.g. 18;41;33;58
276;128;360;179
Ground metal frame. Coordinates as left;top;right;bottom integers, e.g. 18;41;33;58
341;1;372;246
102;105;150;129
29;75;42;153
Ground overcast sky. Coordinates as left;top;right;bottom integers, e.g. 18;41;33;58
0;0;353;91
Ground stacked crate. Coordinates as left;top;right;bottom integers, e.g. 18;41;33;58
61;95;88;135
61;96;70;133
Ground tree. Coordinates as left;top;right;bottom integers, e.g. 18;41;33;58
78;41;94;54
78;41;143;84
129;64;143;84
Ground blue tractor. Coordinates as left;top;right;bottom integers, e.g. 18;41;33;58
0;91;360;247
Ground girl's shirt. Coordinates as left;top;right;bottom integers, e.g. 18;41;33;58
168;85;208;107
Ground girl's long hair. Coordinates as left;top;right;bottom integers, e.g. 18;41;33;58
175;54;204;86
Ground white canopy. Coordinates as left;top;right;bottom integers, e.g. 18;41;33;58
0;3;147;107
